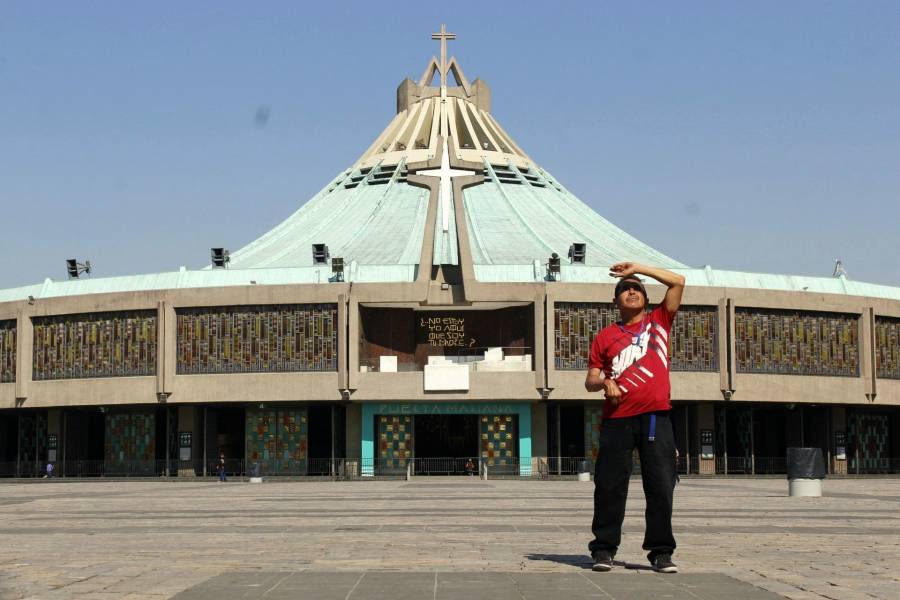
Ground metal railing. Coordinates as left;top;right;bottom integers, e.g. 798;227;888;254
751;456;787;474
542;457;588;476
412;457;480;476
5;455;900;479
848;457;900;474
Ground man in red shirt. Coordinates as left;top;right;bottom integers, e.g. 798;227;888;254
585;261;685;573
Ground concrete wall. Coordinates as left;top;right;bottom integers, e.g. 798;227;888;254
1;280;898;413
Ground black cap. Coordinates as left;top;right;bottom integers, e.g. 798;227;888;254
614;276;648;302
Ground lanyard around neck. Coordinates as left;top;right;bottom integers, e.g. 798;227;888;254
616;313;647;346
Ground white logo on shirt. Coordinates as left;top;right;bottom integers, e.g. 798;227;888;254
610;324;651;379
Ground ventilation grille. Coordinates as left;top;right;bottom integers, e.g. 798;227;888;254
343;164;409;189
492;165;522;185
343;167;372;189
486;164;554;188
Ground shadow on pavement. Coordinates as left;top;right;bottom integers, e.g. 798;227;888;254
526;553;654;571
525;553;592;569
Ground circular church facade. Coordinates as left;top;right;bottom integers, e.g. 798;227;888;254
2;30;899;479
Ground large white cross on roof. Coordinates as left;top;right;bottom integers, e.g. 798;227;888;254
418;138;476;233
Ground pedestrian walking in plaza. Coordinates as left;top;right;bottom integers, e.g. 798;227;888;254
217;453;227;482
45;462;54;478
585;262;685;573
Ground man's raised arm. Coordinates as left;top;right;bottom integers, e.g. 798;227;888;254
609;262;686;314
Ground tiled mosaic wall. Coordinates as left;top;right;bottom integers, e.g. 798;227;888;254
735;308;859;376
32;311;157;380
378;415;412;468
554;303;718;372
105;412;155;464
585;407;603;463
849;413;889;472
875;317;900;379
0;320;15;383
246;408;308;472
481;415;516;466
176;304;337;374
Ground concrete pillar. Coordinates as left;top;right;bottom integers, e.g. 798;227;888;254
162;302;176;396
337;294;348;391
831;406;848;475
533;292;545;392
697;403;716;475
346;403;361;460
347;298;360;390
531;403;547;458
15;310;32;402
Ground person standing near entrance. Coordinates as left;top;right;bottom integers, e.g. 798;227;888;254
585;261;685;573
217;453;227;482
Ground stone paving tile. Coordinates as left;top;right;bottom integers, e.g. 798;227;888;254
0;478;898;599
169;571;785;599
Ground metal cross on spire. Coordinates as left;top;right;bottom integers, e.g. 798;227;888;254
431;24;456;88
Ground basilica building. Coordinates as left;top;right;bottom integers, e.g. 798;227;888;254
1;28;898;479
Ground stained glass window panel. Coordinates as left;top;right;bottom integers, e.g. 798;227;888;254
32;311;157;380
0;320;15;383
554;302;717;372
176;304;338;374
875;317;900;379
735;308;859;376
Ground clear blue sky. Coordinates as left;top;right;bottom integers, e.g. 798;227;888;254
2;1;899;289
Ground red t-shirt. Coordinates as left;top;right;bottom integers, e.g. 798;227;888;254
588;305;676;419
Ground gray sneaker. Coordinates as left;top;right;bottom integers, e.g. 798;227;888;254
651;553;678;573
591;550;614;572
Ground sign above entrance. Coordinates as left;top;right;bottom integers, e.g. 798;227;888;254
374;402;522;415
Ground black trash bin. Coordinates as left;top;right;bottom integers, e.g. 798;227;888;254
786;447;825;496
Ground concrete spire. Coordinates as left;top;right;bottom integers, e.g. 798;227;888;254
431;24;456;89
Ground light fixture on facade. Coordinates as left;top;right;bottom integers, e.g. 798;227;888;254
312;243;330;264
547;253;560;281
331;257;344;282
568;242;586;264
211;248;230;268
66;259;92;279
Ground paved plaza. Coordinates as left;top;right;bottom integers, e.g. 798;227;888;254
0;477;898;599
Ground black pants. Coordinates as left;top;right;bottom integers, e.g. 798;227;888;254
588;411;677;559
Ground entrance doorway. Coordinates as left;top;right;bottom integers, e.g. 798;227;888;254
307;405;346;474
205;407;245;475
547;404;585;474
413;414;479;475
0;414;17;477
63;408;105;476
